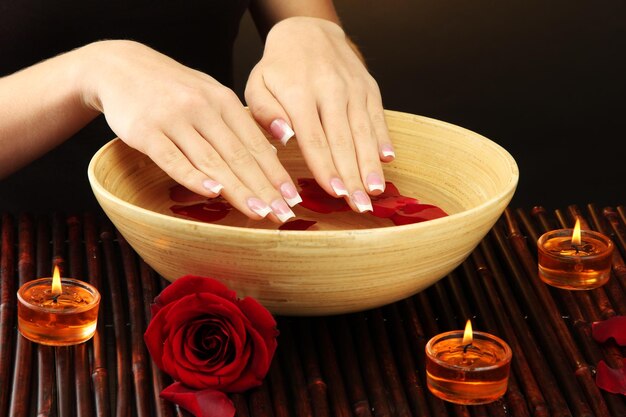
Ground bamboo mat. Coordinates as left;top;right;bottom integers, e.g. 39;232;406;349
0;204;625;417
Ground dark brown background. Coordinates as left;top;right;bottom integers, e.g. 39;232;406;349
233;1;626;209
1;1;623;213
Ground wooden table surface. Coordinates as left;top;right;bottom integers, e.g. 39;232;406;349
1;203;625;417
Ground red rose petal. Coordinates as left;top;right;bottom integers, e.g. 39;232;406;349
371;196;418;218
155;276;237;308
169;184;207;203
221;332;267;392
144;302;176;370
161;383;235;417
170;201;232;223
298;178;351;214
390;203;448;226
278;219;317;230
237;297;279;340
596;359;626;395
183;318;232;368
380;181;400;196
592;316;626;345
297;177;448;227
299;196;350;214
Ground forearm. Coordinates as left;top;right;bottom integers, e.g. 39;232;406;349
249;0;365;65
0;47;99;178
249;0;341;39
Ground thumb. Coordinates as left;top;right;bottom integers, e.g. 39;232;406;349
245;69;295;146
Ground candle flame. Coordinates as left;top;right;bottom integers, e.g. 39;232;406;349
51;265;62;296
571;218;582;246
462;320;473;345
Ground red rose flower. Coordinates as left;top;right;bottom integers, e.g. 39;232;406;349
144;275;279;417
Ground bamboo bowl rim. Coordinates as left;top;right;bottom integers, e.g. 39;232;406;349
88;111;519;236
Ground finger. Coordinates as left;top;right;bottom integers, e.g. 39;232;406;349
347;94;386;195
156;126;277;220
367;88;395;162
245;67;295;146
318;95;373;213
283;96;349;200
138;131;224;198
222;107;302;208
195;117;296;223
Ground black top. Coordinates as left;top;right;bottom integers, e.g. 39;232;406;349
0;0;250;213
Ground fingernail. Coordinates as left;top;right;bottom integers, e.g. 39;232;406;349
271;199;296;223
270;144;278;154
351;190;373;213
247;197;272;218
366;172;385;193
270;118;295;146
280;182;302;207
381;144;396;159
202;180;224;194
330;178;349;197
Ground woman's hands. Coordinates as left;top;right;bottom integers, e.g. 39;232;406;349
79;40;299;223
1;17;392;223
245;16;394;213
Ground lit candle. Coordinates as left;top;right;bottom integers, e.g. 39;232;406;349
537;218;613;290
17;266;100;346
425;320;512;405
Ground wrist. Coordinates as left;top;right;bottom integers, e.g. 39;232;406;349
73;39;144;114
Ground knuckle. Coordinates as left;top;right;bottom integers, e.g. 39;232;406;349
331;135;354;151
247;135;272;154
154;150;195;179
370;110;387;126
247;100;271;119
303;132;329;150
214;86;240;104
151;147;182;168
169;87;205;110
252;183;274;198
351;122;372;140
322;76;348;98
281;88;308;107
193;152;222;170
226;146;255;167
226;181;248;199
122;122;151;146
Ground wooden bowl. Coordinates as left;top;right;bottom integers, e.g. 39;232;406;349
88;110;518;315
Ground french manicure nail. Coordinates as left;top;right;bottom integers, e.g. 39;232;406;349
202;180;224;194
270;118;295;146
351;190;373;213
247;197;272;218
271;199;296;223
366;172;385;193
381;144;396;159
280;182;302;207
330;178;349;197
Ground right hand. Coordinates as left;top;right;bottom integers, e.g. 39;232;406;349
78;40;299;223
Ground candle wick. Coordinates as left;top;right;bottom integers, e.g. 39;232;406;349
52;294;60;303
463;343;472;354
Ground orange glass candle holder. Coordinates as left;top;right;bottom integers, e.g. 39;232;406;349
17;276;100;346
425;323;512;405
537;224;613;290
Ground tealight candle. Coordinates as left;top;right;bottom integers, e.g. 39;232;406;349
425;320;512;405
537;218;613;290
17;266;100;346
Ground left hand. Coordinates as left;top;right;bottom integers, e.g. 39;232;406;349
245;16;395;214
